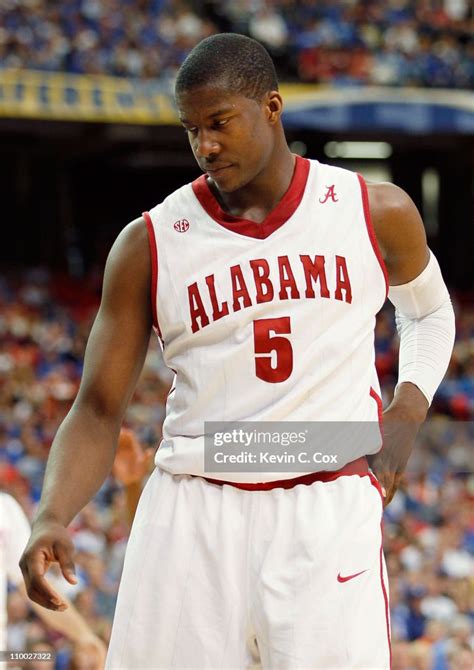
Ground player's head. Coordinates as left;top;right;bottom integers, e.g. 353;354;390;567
175;33;285;193
175;33;278;103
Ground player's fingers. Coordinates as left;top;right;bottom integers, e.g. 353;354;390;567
387;472;404;503
20;546;46;585
383;475;401;507
376;473;395;507
371;468;391;502
53;540;78;585
30;581;67;611
23;554;66;609
383;490;394;507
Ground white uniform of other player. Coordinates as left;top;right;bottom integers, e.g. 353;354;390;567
106;158;392;669
0;493;32;657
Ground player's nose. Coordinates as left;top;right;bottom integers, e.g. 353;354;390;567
194;129;220;161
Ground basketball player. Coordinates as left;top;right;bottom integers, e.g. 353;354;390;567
0;492;105;669
20;34;455;669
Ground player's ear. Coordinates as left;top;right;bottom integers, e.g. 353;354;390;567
265;91;283;124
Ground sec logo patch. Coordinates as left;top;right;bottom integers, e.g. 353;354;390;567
174;219;190;233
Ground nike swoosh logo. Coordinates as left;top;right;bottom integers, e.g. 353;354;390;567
337;570;368;583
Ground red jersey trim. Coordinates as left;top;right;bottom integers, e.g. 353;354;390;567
143;211;161;338
357;174;389;299
191;155;310;240
370;386;383;426
370;386;384;451
379;521;392;667
368;474;392;667
202;456;368;491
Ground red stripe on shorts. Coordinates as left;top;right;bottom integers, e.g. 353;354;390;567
369;472;392;668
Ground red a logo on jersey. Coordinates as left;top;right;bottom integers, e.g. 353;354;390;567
319;185;338;204
174;219;190;233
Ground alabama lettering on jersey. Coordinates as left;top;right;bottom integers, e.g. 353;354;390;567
143;157;388;483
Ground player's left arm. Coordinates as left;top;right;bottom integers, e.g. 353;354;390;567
367;182;455;505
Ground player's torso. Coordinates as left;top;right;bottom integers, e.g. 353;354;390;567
145;157;387;480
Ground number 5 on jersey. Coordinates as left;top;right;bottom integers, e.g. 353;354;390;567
253;317;293;383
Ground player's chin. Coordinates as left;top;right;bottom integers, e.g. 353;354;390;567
208;167;241;192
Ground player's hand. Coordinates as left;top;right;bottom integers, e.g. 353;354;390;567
19;520;77;611
112;427;154;486
368;405;423;507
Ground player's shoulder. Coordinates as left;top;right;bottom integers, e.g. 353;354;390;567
364;181;426;271
366;181;417;219
365;180;423;241
98;216;152;304
110;216;149;265
311;163;426;262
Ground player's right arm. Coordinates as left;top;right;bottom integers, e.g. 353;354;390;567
20;217;152;611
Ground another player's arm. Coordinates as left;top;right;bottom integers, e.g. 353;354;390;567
16;581;106;669
368;183;455;504
112;428;154;526
20;217;152;610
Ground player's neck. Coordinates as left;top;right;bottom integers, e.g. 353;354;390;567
209;148;296;223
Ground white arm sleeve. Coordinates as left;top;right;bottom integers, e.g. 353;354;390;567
388;250;456;406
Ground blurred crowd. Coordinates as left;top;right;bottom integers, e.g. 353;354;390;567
0;0;472;88
0;268;473;669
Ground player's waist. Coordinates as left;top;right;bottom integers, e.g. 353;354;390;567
200;456;369;491
155;432;381;484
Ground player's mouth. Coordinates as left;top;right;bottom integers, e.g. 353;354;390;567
205;164;233;176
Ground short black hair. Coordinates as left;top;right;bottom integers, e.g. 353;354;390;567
175;33;279;102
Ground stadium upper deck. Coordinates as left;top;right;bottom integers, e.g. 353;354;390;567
0;0;472;88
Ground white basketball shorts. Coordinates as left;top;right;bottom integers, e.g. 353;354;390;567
105;463;390;669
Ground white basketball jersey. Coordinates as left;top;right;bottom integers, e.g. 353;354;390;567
144;157;388;482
